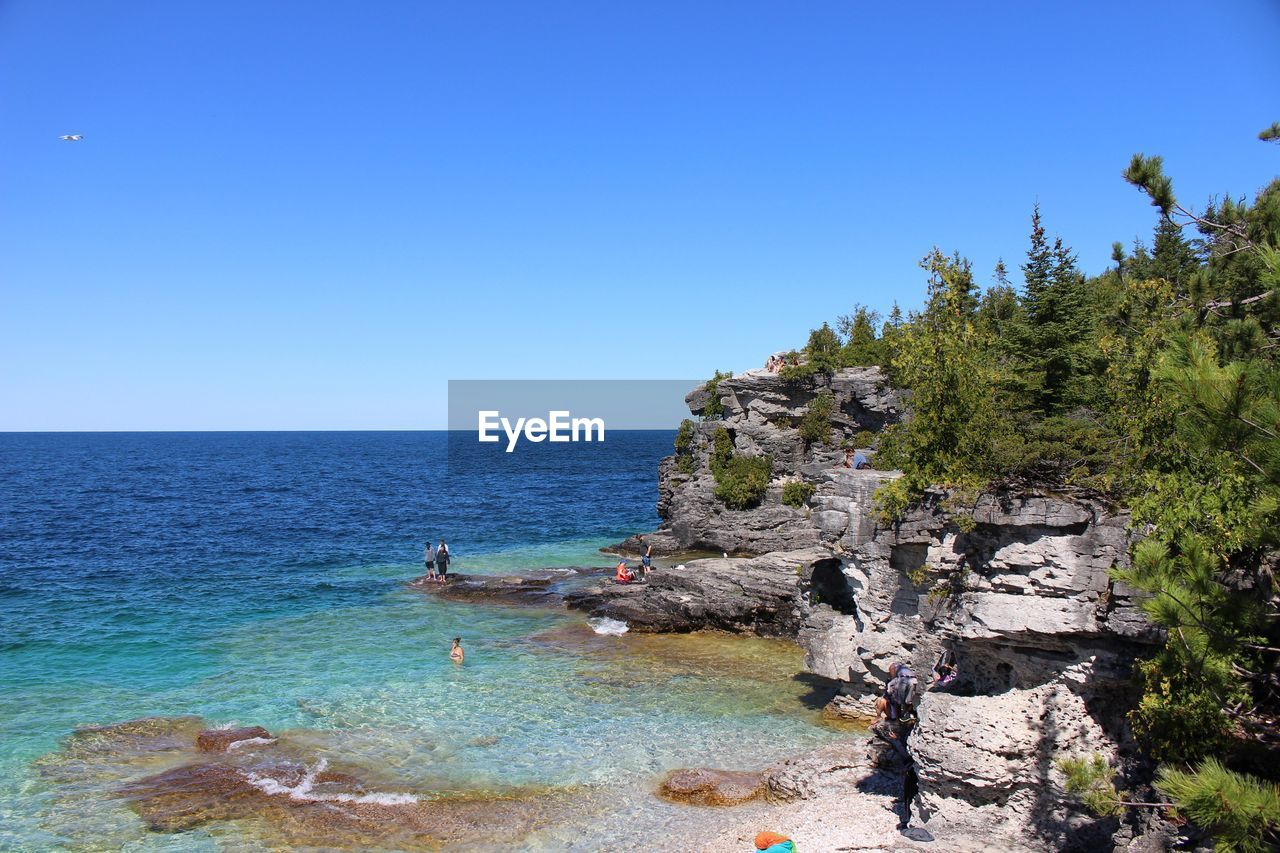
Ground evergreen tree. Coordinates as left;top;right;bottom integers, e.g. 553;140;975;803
837;305;882;367
875;249;1008;517
1022;203;1054;311
1150;216;1200;287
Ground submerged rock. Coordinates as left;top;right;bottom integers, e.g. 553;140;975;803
657;768;764;806
40;713;573;850
196;726;273;753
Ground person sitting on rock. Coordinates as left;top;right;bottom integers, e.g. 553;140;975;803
932;648;957;689
615;560;635;584
753;830;795;853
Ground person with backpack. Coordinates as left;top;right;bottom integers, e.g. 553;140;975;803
886;661;919;726
877;660;920;831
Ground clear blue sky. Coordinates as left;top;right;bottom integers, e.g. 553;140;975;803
2;1;1277;430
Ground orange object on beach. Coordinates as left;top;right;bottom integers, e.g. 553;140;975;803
755;830;789;849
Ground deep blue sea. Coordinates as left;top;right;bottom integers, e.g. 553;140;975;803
0;432;839;850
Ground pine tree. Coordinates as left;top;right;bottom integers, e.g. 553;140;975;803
1022;203;1054;313
1150;217;1200;288
837;305;882;367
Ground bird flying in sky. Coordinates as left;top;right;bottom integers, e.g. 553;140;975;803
58;134;83;141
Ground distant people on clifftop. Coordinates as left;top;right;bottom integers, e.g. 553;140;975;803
424;540;438;582
435;539;451;583
843;449;872;469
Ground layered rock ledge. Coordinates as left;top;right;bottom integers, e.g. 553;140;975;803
597;367;1168;850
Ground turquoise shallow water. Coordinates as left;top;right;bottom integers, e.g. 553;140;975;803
0;433;842;850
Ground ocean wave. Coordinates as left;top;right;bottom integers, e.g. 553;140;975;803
242;758;419;805
587;617;629;636
227;736;276;750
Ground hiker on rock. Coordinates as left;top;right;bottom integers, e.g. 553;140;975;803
873;660;920;831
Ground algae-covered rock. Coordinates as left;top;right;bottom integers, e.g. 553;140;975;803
657;768;764;806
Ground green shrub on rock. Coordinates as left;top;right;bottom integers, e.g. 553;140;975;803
710;426;734;472
703;371;732;418
712;455;773;510
674;419;696;454
782;481;815;508
798;392;835;445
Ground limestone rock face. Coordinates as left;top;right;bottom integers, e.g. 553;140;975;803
611;367;1163;847
617;367;902;556
564;549;833;636
761;737;904;803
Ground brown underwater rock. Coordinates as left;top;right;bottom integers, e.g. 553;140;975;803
657;768;764;806
196;726;273;753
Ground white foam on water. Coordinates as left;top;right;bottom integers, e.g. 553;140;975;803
242;758;419;805
587;617;629;636
227;737;276;750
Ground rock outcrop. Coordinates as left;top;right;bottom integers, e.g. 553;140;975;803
606;368;1167;849
196;726;274;753
565;549;833;636
409;568;609;607
616;366;903;556
657;768;765;806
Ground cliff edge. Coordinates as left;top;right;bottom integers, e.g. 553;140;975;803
582;368;1170;851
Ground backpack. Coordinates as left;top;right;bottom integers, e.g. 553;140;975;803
888;666;918;716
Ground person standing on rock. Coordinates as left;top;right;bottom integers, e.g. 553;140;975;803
641;544;653;578
436;539;451;583
424;540;437;582
878;661;920;831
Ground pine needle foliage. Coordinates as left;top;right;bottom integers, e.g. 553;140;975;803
1057;754;1125;818
1156;760;1280;853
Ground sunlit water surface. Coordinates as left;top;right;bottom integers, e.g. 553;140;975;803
0;433;842;850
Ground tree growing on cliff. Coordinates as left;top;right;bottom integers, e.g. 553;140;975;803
797;391;835;445
1098;137;1280;847
837;305;884;367
782;323;842;379
702;370;732;418
875;249;1008;518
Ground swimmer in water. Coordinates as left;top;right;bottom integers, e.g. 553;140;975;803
450;637;464;663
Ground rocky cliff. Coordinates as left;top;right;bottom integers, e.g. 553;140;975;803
590;368;1169;851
